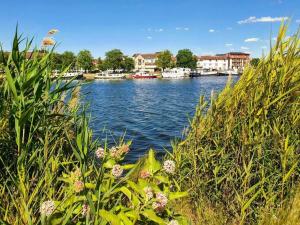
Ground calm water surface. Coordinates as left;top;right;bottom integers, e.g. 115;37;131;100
81;76;238;162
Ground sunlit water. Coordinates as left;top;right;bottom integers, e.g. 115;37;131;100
81;76;238;162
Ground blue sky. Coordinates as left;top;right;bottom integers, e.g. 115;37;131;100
0;0;299;58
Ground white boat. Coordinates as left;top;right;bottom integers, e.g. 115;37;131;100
200;69;218;76
161;68;191;79
218;69;239;76
94;70;126;80
53;71;83;79
63;72;83;79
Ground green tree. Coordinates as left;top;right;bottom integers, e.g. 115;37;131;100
104;49;124;71
61;51;76;70
250;58;260;67
122;56;135;72
50;53;63;71
156;50;173;71
96;57;103;71
77;50;94;72
176;49;197;69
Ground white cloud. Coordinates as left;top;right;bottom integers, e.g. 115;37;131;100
146;36;152;40
176;27;189;31
296;19;300;23
147;28;164;32
245;37;259;42
241;46;249;50
225;43;233;47
238;16;288;24
155;28;164;32
209;29;215;33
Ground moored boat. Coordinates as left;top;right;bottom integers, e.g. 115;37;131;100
132;71;157;79
94;70;126;80
189;71;201;77
53;70;83;79
63;72;84;79
218;69;240;76
162;68;191;79
200;69;218;76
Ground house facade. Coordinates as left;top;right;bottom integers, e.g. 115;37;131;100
132;53;159;73
197;52;250;72
197;55;228;71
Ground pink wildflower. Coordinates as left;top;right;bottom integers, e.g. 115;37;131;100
74;180;84;193
112;164;123;178
140;170;151;179
95;147;105;159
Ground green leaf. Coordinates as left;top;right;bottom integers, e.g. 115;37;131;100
169;192;188;200
99;209;121;225
142;209;166;225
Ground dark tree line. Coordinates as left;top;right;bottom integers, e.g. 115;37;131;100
49;49;135;73
156;49;197;70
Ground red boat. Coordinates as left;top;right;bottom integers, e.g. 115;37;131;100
132;71;157;79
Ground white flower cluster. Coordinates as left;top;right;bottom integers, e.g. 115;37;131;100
95;147;105;159
143;186;153;200
163;160;176;174
156;192;168;207
152;192;168;212
168;220;179;225
112;164;123;178
40;200;55;216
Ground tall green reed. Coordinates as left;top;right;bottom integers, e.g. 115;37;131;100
172;24;300;224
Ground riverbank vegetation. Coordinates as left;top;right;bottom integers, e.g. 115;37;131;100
0;30;188;224
0;24;299;225
172;24;300;224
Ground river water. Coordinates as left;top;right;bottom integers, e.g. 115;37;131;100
81;76;238;162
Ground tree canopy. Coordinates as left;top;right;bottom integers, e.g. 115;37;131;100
61;51;76;69
50;53;63;71
176;49;197;69
122;56;135;72
104;49;124;71
77;50;94;72
156;50;173;70
250;58;260;67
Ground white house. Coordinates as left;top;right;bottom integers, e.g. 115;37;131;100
132;53;158;73
197;55;228;71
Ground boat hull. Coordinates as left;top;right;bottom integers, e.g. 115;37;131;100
132;75;157;79
94;73;126;79
189;72;201;77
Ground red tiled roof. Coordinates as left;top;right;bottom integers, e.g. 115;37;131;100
198;55;227;60
198;52;250;61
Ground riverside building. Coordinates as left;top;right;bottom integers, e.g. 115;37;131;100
132;53;159;73
197;52;250;72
